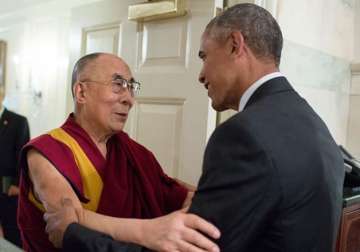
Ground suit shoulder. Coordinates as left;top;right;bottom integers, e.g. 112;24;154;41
6;109;28;122
209;111;262;149
215;111;252;134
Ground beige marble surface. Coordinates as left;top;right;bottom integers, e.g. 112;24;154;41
0;238;23;252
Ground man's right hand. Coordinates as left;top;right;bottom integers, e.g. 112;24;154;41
141;209;221;252
44;198;81;248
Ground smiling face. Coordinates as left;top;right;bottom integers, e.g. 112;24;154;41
74;54;135;135
198;33;241;112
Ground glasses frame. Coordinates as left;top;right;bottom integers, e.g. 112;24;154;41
79;75;141;96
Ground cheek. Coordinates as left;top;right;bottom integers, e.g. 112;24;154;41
90;98;116;116
100;93;118;105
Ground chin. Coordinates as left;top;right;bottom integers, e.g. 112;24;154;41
111;124;125;133
211;101;227;112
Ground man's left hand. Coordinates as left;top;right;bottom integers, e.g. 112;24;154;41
44;198;79;248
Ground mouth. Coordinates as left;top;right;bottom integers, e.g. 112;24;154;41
115;112;128;118
204;83;209;90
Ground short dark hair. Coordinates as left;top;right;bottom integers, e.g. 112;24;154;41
206;3;283;67
71;53;102;97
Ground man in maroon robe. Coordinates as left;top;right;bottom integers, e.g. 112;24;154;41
18;53;219;252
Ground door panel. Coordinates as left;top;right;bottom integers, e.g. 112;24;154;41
128;97;185;177
82;23;121;55
137;16;188;71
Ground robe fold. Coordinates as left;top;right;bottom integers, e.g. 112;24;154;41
18;114;187;252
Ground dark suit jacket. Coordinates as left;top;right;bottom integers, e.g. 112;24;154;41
0;108;29;247
62;77;344;252
0;108;30;185
63;223;145;252
189;77;344;251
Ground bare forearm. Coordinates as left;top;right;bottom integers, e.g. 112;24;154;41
80;209;146;246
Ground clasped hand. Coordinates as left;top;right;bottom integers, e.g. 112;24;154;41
44;198;221;252
141;209;220;252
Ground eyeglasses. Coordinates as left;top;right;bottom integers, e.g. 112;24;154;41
80;75;141;96
112;76;141;96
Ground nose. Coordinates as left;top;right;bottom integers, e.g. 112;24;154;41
120;89;135;108
198;68;205;84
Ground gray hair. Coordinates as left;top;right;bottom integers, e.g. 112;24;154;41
205;3;283;67
71;52;102;97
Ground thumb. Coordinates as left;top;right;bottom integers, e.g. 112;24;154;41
180;206;189;213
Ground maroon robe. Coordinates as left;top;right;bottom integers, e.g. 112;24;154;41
18;114;187;252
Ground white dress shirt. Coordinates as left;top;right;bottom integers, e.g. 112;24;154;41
238;72;284;111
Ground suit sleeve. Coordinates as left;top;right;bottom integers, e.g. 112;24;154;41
63;223;147;252
12;117;30;185
188;118;281;251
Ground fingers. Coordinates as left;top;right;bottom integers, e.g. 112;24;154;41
182;228;220;252
185;214;221;239
177;240;213;252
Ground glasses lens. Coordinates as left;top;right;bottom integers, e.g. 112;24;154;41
111;79;141;96
131;82;141;93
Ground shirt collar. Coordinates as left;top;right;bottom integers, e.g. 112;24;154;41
238;72;284;111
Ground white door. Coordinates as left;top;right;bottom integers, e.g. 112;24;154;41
66;0;218;185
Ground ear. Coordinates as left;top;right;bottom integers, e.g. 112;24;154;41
74;82;87;104
229;31;246;58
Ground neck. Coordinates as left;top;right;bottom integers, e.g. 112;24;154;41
249;59;278;84
74;112;112;158
239;59;279;97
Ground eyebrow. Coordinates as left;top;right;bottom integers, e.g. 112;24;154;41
112;73;136;82
112;73;124;80
198;51;205;59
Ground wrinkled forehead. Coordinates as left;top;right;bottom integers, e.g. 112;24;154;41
86;55;132;80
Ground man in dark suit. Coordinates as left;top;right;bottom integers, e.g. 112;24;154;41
44;3;344;252
188;3;344;251
0;85;30;246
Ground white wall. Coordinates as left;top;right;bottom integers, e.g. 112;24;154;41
0;0;100;137
349;0;360;157
278;0;355;60
348;65;360;157
354;0;360;61
276;0;356;145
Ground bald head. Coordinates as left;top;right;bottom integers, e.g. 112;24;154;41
71;53;130;97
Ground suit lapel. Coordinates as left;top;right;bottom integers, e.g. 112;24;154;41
244;77;294;110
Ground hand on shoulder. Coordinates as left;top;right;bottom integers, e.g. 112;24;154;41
141;209;220;252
